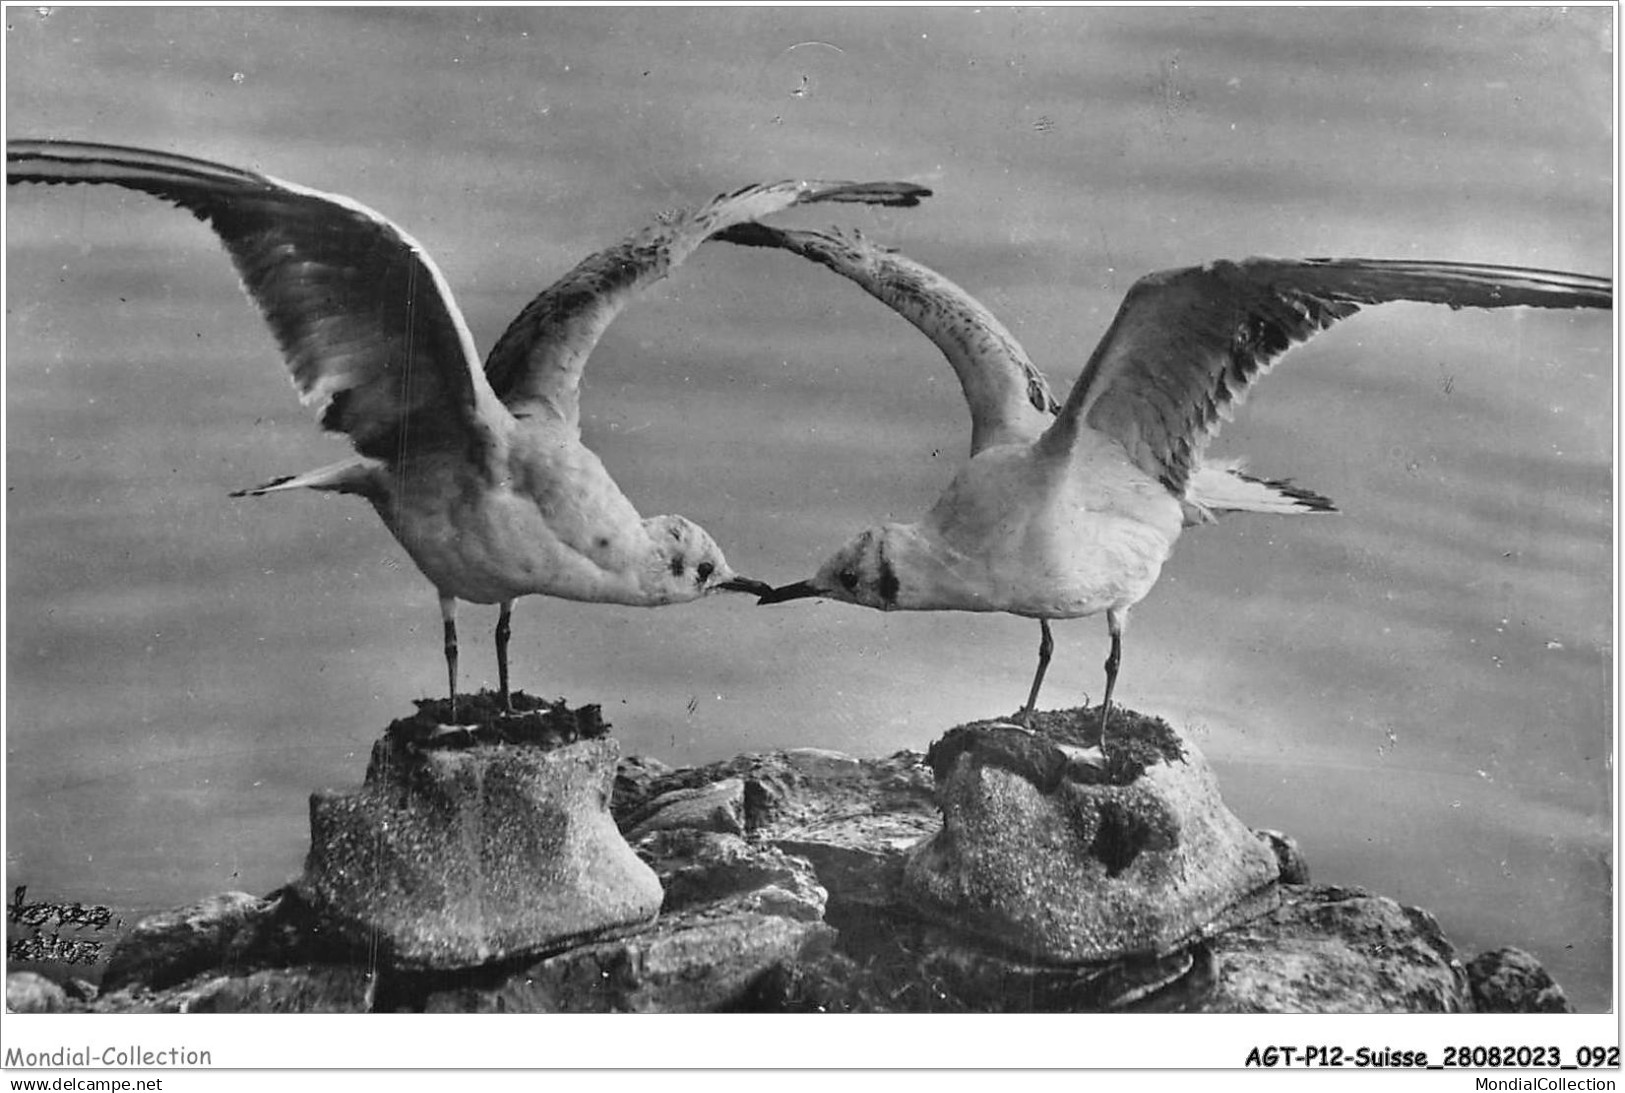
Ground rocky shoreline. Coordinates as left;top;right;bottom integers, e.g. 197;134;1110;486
5;698;1573;1014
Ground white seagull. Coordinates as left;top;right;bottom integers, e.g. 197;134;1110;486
7;140;930;712
723;222;1612;736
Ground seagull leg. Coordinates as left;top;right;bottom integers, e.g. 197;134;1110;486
439;594;459;719
495;599;514;712
1100;607;1125;746
1020;619;1054;724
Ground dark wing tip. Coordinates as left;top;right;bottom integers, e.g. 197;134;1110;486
709;221;784;248
883;182;933;207
228;474;295;498
824;181;933;208
1238;471;1339;513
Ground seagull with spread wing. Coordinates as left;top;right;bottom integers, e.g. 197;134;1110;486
722;222;1612;738
7;140;930;712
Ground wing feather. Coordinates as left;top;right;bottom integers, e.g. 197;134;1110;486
713;222;1058;453
7;138;507;461
484;181;931;432
1047;257;1612;494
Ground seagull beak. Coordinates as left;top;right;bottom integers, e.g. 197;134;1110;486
718;576;776;597
757;580;824;605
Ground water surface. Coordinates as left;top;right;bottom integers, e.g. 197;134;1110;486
5;7;1613;1011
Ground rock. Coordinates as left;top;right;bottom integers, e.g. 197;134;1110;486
1189;885;1470;1012
62;978;99;1004
423;910;834;1013
300;725;661;970
1467;946;1574;1013
47;699;1575;1014
613;754;674;814
782;747;865;775
97;887;355;1000
623;778;747;839
101;891;278;993
771;911;1208;1013
1255;828;1311;885
7;971;70;1013
415;821;838;1012
638;829;827;922
154;966;373;1014
391;690;611;749
623;748;940;909
767;883;1478;1014
904;709;1280;962
416;828;836;1012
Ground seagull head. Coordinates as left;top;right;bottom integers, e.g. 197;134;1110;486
759;526;906;611
645;514;772;602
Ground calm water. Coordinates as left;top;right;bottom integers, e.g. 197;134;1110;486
5;8;1614;1011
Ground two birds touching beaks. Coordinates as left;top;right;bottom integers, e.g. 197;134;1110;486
9;140;1613;740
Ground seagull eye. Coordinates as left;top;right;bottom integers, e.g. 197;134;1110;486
696;561;715;583
839;569;859;591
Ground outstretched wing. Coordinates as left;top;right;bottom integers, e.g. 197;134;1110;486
1045;257;1613;495
7;139;508;461
714;222;1059;454
482;180;931;432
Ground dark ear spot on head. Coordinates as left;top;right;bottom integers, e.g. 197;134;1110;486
696;561;715;583
878;561;900;605
595;536;612;551
877;538;900;605
670;554;686;577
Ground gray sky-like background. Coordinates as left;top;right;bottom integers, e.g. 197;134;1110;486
5;6;1614;1011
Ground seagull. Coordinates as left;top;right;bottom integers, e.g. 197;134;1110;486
721;222;1612;738
7;139;931;712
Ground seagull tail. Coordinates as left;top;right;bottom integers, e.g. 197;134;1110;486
1183;461;1336;525
230;456;382;499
